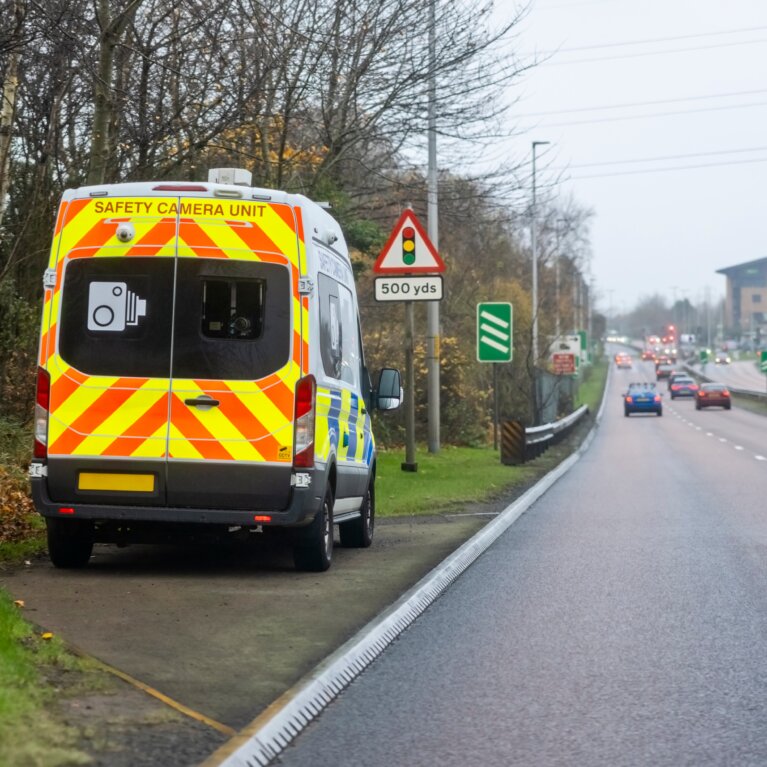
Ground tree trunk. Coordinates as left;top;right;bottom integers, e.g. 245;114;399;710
0;0;27;232
86;0;145;185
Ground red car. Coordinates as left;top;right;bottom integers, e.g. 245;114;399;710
695;383;731;410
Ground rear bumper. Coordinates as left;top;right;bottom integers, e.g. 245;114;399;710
31;475;322;528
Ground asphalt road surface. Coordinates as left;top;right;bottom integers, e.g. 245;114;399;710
273;362;767;767
694;359;766;393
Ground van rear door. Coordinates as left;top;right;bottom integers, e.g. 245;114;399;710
165;201;303;510
45;197;178;505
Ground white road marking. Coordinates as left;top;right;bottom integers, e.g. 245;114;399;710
719;437;728;443
756;455;767;462
734;445;744;451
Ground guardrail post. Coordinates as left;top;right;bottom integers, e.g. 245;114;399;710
501;420;526;465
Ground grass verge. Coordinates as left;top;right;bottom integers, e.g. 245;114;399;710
376;357;608;518
376;446;543;517
0;591;94;766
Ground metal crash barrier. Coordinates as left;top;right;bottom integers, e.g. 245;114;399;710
501;404;589;465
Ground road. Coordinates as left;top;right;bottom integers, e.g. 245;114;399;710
271;358;767;767
693;358;766;393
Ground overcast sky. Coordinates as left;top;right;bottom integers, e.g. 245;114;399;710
496;0;767;318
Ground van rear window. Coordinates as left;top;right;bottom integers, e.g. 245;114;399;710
173;259;291;380
58;257;292;381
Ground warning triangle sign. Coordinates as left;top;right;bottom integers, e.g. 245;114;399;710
373;209;445;274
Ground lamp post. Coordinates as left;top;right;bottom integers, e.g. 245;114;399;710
531;140;549;425
531;141;550;367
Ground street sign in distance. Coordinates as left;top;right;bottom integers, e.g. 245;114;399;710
477;302;513;362
552;353;576;375
760;350;767;373
374;275;443;302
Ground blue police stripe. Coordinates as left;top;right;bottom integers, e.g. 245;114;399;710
346;393;358;458
327;390;342;452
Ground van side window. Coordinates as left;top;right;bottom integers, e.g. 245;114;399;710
318;272;359;387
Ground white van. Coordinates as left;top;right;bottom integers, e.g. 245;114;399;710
30;169;401;571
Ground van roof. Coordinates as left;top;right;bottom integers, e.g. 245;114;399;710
62;181;296;205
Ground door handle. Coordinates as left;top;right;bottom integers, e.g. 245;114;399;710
185;396;220;408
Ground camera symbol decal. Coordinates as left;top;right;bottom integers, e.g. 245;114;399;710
87;281;147;332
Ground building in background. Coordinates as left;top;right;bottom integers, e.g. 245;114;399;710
716;257;767;345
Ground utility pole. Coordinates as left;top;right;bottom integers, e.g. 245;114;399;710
426;0;440;453
530;141;549;425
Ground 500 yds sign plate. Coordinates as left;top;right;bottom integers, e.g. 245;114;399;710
374;275;443;302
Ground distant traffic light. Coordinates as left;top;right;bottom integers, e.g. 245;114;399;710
402;226;416;266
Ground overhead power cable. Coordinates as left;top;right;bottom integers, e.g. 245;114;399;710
516;88;767;117
545;37;767;66
536;24;767;55
529;99;767;128
569;155;767;180
555;145;767;170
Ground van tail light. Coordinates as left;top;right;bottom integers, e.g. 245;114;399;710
625;396;631;403
654;395;661;402
293;375;316;468
34;367;50;460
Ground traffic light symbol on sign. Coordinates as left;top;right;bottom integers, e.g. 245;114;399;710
402;226;416;266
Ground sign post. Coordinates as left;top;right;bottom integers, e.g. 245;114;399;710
374;209;444;471
477;302;513;450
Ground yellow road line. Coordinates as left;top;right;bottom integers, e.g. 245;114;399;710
63;639;237;737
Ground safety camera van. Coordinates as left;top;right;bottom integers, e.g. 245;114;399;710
30;168;401;572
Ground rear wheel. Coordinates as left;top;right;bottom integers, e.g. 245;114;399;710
624;409;630;417
656;409;663;417
340;481;374;548
696;403;701;410
46;518;94;568
293;487;334;572
725;403;732;410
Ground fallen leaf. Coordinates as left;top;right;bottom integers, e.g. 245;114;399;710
13;600;24;608
41;632;54;640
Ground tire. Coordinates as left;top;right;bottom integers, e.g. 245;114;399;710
340;481;374;548
657;409;663;417
725;403;732;410
294;487;334;572
624;409;630;417
46;517;94;569
696;403;701;410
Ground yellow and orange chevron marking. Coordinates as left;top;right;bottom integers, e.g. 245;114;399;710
42;194;308;463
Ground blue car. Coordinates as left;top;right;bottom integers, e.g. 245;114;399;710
624;382;662;417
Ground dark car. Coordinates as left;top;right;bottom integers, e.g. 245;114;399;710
714;352;731;364
695;383;732;410
624;382;662;417
667;371;687;389
656;363;675;380
669;376;698;399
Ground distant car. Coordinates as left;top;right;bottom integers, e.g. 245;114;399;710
669;376;698;399
714;352;731;364
695;383;732;410
615;353;633;369
624;382;662;417
656;363;675;379
667;371;688;389
641;350;654;361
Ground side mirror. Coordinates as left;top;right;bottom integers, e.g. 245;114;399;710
374;368;402;411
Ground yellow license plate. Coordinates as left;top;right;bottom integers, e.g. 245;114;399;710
78;473;155;492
